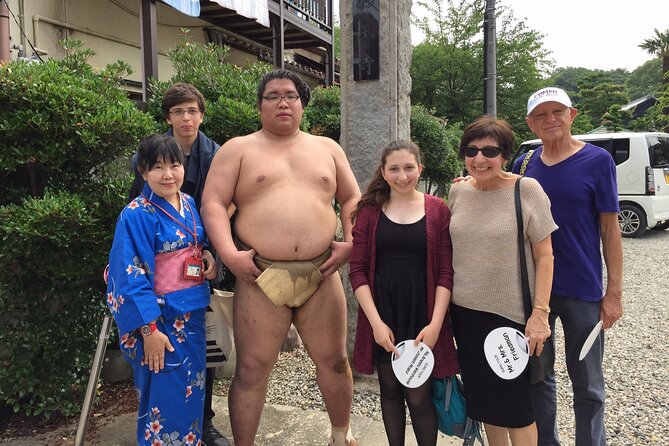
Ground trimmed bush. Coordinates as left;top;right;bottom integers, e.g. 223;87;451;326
304;86;341;141
410;105;463;196
0;41;155;417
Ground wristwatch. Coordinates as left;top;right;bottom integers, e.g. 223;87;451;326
140;322;158;337
533;304;551;314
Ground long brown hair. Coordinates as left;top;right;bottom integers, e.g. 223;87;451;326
352;139;422;222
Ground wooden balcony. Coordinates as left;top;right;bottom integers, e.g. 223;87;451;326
198;0;335;84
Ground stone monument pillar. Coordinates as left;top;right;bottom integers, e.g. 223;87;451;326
339;0;413;357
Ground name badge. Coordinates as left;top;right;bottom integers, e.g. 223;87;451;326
184;254;204;281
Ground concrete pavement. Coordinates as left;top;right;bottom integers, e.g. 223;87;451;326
89;395;464;445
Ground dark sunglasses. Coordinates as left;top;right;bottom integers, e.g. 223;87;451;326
463;146;503;158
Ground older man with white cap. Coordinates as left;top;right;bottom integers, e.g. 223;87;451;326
512;87;623;445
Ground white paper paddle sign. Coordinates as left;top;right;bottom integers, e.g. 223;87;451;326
483;327;530;380
579;321;603;361
391;340;435;388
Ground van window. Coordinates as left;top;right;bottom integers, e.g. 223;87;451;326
582;139;630;166
611;139;630;165
584;139;612;155
647;136;669;167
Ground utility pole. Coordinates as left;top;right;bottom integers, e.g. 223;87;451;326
483;0;496;117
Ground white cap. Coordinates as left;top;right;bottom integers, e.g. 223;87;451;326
527;87;572;116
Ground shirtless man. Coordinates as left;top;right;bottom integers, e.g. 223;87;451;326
201;69;361;446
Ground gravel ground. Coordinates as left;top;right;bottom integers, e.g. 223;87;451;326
217;229;669;445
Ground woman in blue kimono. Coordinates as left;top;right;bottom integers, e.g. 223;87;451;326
106;134;216;446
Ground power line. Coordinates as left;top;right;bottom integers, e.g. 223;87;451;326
2;0;43;62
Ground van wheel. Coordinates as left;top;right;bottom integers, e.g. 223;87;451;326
652;221;669;231
618;204;647;238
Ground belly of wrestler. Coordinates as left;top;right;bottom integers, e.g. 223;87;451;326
234;191;337;260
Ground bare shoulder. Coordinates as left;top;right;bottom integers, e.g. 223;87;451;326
222;132;261;153
301;132;343;153
212;132;263;164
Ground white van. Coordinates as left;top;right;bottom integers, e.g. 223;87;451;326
512;132;669;237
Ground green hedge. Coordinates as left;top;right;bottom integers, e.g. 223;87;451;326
0;41;155;418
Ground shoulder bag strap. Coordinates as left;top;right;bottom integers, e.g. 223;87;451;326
519;149;535;176
514;178;533;320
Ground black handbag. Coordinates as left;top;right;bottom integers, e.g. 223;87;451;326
514;178;554;384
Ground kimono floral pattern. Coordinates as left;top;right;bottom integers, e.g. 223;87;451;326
172;312;191;344
142;406;203;446
186;369;206;402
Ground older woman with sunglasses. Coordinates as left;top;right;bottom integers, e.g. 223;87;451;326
447;116;557;446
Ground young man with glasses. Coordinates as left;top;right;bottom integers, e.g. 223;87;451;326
201;69;361;446
127;83;231;446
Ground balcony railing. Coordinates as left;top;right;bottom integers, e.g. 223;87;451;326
273;0;332;32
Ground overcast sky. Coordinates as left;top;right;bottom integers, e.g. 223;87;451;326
335;1;668;72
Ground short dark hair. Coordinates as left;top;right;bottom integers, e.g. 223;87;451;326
459;116;515;160
257;69;311;108
136;134;184;173
161;83;206;118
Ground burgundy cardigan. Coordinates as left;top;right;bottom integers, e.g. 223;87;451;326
349;194;459;377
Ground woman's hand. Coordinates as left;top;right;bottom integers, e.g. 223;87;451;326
414;323;441;350
202;249;217;280
141;329;175;373
525;310;551;356
372;321;400;356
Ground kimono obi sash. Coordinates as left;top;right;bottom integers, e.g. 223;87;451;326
154;244;204;296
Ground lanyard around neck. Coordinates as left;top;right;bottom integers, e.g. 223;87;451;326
142;193;198;245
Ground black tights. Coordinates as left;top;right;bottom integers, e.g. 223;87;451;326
377;363;437;446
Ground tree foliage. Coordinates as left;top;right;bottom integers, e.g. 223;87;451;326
640;28;669;131
411;0;551;140
575;73;629;127
640;28;669;83
627;58;662;99
601;104;632;132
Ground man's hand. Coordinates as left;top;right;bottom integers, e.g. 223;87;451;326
318;240;353;278
452;175;471;183
600;292;623;329
226;248;262;283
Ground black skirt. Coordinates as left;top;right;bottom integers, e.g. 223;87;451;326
450;304;534;428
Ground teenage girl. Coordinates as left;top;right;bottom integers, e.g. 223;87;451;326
349;139;459;446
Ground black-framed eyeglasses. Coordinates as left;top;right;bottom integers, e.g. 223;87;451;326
262;94;300;104
169;108;202;118
463;146;503;158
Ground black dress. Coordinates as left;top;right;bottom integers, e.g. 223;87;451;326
372;212;428;366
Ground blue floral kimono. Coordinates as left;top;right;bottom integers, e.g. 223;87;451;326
106;183;210;446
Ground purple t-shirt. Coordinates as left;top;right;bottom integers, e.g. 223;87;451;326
512;143;618;301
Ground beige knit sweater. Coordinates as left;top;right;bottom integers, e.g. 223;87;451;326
447;178;558;324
